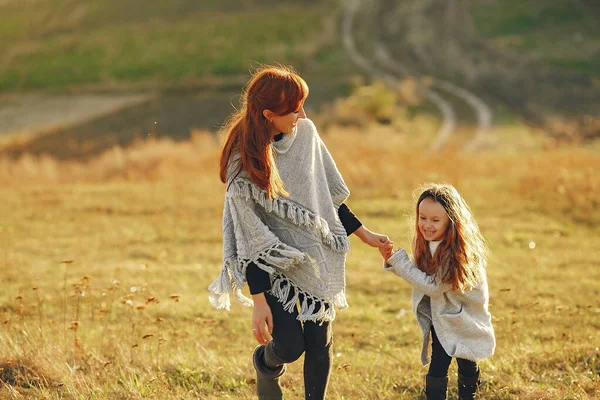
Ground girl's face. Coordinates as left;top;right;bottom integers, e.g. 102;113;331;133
418;197;451;241
269;103;306;135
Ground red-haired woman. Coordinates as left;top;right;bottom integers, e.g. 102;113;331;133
209;65;392;399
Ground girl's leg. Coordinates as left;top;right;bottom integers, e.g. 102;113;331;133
425;326;451;400
428;327;452;377
456;358;478;378
302;317;333;400
456;359;480;400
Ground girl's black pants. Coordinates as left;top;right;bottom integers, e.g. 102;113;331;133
428;326;479;378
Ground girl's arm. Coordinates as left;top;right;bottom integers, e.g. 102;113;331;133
384;248;452;297
246;262;272;295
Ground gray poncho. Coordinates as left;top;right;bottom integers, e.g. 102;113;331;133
208;118;351;322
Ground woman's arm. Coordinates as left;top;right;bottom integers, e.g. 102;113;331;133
353;225;394;249
341;204;394;250
338;203;362;235
251;292;273;344
246;262;272;295
384;248;452;297
245;262;273;344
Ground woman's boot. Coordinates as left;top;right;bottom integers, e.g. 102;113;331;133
425;374;448;400
253;344;286;400
458;370;480;400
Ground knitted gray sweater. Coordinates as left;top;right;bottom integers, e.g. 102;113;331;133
385;249;496;364
209;118;351;322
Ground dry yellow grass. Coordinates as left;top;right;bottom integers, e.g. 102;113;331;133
0;120;598;399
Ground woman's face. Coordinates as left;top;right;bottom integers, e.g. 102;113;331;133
418;197;451;242
269;103;306;135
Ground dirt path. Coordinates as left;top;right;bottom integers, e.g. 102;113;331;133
0;91;242;160
0;93;151;138
342;0;495;152
373;42;457;151
398;0;493;152
342;0;457;151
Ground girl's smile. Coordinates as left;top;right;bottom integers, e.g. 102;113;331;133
418;197;450;242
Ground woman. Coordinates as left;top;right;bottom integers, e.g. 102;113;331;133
208;65;392;400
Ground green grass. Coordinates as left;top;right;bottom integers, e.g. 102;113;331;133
472;0;600;77
474;2;586;36
547;58;600;77
2;0;598;94
0;0;343;90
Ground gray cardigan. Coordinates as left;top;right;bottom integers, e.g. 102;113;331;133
384;248;495;365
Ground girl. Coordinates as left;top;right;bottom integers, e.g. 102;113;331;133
208;65;393;400
380;183;495;400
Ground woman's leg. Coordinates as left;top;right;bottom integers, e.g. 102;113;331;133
253;292;305;400
264;291;306;366
265;293;304;365
302;317;333;400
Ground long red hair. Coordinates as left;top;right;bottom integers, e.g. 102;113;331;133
412;183;488;292
219;65;309;199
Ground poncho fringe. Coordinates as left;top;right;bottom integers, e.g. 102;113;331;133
270;274;348;322
208;241;307;310
228;178;350;253
208;180;351;317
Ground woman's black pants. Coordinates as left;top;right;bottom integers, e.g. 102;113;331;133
264;291;333;400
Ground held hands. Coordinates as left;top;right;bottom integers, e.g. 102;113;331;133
354;226;394;252
251;293;273;345
379;245;394;262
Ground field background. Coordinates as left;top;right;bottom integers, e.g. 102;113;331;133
0;0;599;399
1;0;599;91
1;123;598;399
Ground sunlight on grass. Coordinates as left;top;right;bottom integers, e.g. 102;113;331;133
0;118;598;398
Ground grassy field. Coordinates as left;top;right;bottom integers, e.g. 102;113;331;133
1;0;598;92
0;0;347;91
0;117;598;399
472;0;600;77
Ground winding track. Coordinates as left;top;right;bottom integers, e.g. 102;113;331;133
342;0;494;152
342;0;456;150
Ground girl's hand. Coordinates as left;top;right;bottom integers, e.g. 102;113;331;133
251;293;274;345
379;246;394;262
354;226;394;251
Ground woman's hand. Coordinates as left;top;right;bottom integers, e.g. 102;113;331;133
353;226;394;251
251;293;273;345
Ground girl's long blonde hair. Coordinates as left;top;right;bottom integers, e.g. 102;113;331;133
412;183;488;292
219;65;309;199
